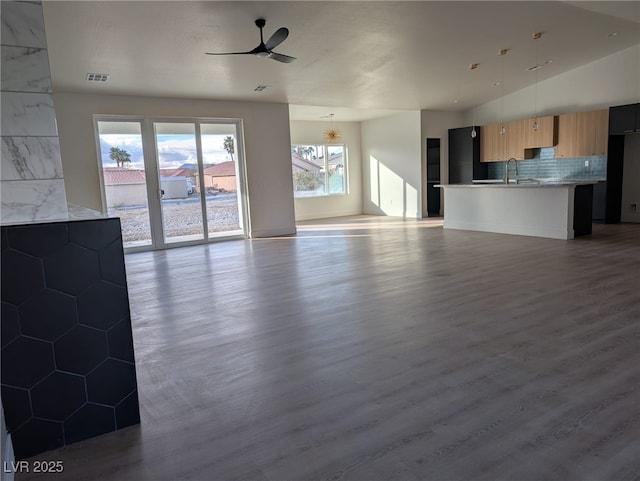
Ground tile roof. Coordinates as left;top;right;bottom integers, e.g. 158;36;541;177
103;168;146;185
202;161;236;177
291;153;321;172
159;168;192;177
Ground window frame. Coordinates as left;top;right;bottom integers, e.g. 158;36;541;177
291;143;348;198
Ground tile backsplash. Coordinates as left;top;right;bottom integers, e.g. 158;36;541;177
487;147;606;180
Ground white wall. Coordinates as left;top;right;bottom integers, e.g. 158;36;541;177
105;184;148;208
53;92;296;238
621;134;640;223
470;45;640;125
289;120;362;221
421;110;465;215
361;111;422;218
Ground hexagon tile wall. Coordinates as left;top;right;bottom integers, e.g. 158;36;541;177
1;218;140;459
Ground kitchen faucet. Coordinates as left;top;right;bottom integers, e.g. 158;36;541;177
504;158;519;184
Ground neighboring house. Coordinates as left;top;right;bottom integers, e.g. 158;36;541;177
159;168;193;178
196;161;237;192
291;153;322;174
102;168;147;207
327;152;344;174
103;168;192;205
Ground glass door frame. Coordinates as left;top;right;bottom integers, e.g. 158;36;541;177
93;114;250;252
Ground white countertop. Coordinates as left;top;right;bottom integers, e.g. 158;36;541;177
436;179;599;188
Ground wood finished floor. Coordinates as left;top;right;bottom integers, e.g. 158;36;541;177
20;216;640;481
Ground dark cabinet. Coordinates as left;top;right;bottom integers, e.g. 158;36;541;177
426;138;441;216
574;184;594;237
605;135;625;223
448;126;487;183
592;181;607;223
609;103;640;134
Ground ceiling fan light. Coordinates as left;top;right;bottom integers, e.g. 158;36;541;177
256;51;269;58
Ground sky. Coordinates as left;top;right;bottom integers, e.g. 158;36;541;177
100;134;234;169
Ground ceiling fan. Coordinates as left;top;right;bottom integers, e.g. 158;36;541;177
205;18;296;63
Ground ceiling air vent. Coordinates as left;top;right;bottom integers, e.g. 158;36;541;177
254;85;269;92
86;73;109;82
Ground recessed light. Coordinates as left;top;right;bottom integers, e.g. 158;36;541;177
86;73;109;82
492;81;501;86
608;32;618;38
451;99;459;104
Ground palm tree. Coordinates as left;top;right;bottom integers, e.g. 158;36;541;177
223;136;235;161
109;147;131;167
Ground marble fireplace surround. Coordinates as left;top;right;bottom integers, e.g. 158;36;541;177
1;0;69;225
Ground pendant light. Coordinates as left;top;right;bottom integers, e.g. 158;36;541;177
531;32;542;131
498;49;508;136
323;113;341;143
469;63;479;138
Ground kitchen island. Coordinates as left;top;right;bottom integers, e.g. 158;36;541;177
437;181;596;240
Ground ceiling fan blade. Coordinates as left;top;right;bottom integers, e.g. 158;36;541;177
268;52;296;63
205;50;254;56
265;27;289;51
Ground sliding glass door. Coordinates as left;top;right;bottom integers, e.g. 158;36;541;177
96;120;153;249
153;122;205;244
95;116;247;251
200;123;244;238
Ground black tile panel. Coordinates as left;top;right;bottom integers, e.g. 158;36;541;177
0;385;31;432
1;227;7;251
43;244;101;295
1;249;44;306
10;418;64;460
54;325;108;375
78;281;130;330
115;390;140;429
64;403;115;445
86;359;137;406
107;317;136;363
19;289;77;341
1;301;21;348
69;219;121;251
31;371;86;421
99;240;127;286
7;223;68;257
1;337;54;389
1;219;139;459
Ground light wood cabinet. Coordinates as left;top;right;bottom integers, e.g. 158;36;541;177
593;109;609;155
555;113;579;158
555;109;608;157
481;116;557;162
525;115;557;149
481;122;504;162
506;119;527;160
481;119;525;162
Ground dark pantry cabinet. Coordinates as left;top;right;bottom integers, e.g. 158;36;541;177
448;126;487;184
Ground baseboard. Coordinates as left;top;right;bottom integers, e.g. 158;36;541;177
250;227;297;238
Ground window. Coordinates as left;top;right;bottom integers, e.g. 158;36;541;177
291;144;346;197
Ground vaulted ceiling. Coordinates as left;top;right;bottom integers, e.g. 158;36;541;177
42;1;640;121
